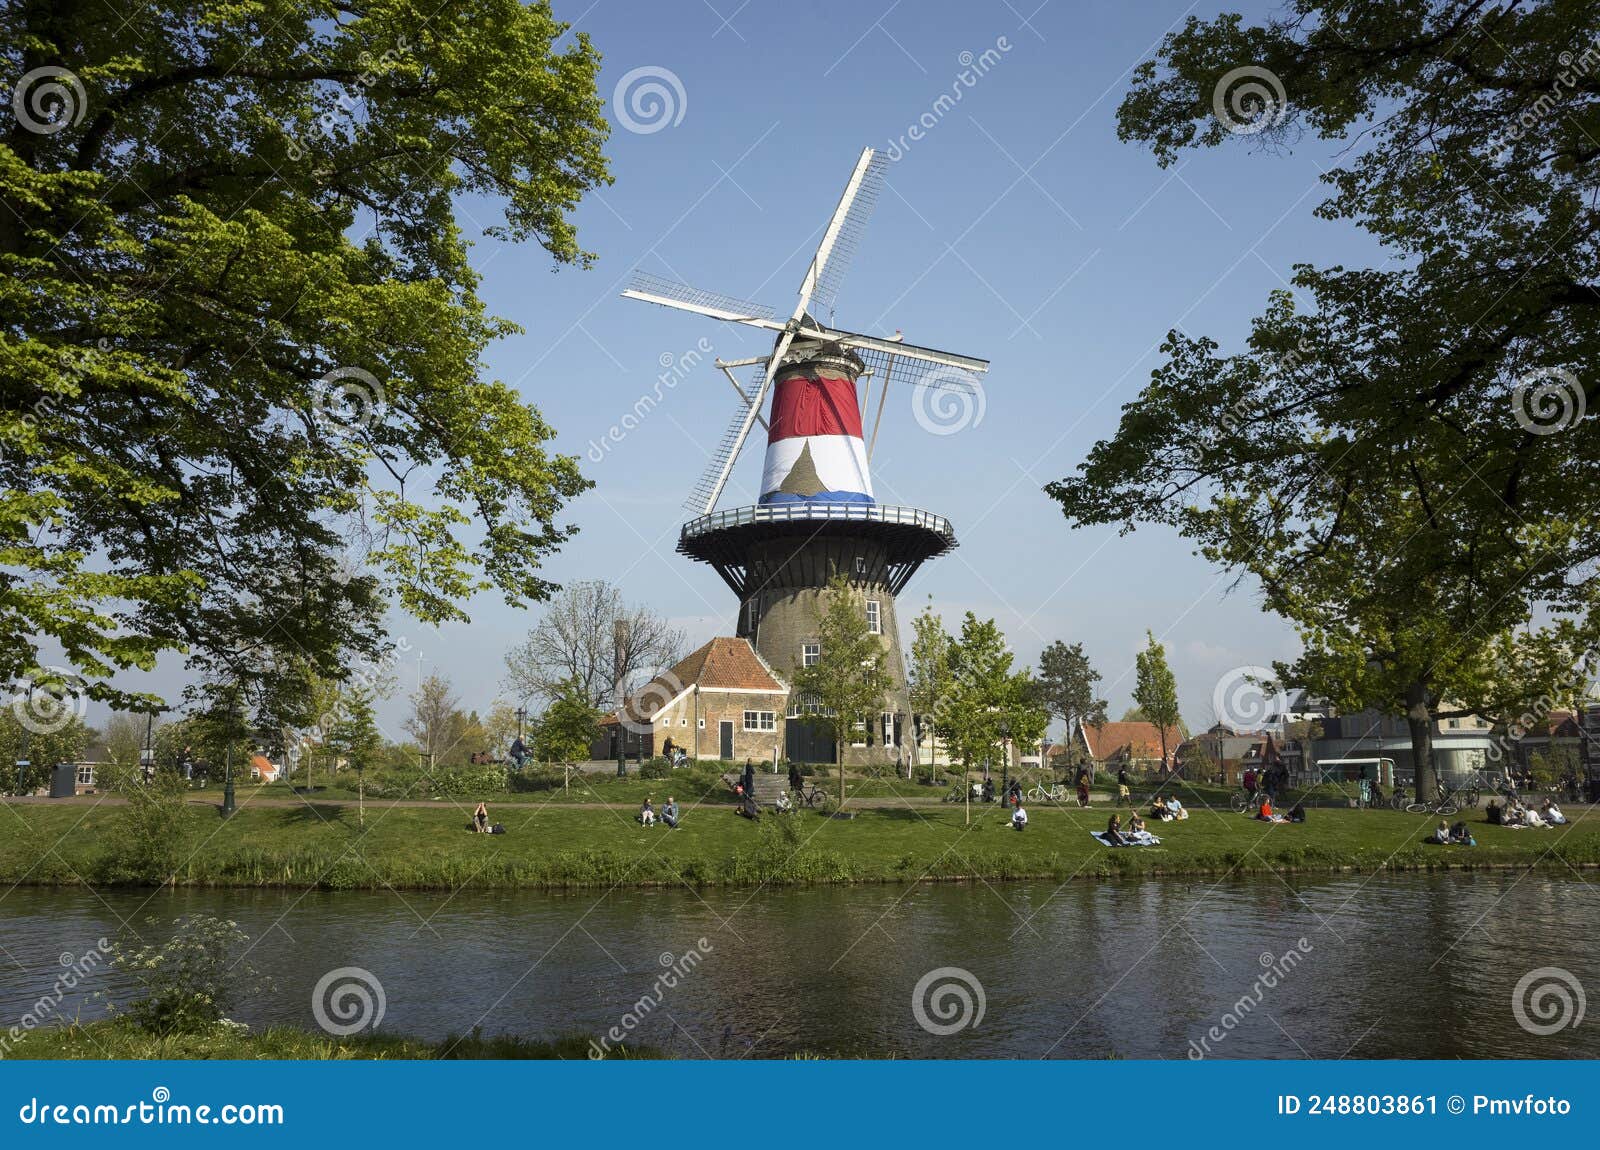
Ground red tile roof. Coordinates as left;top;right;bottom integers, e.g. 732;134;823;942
1079;721;1182;763
600;637;786;724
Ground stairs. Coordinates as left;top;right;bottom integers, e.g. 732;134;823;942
749;772;788;808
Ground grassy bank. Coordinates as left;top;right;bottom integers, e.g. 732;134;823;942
4;796;1598;890
3;1020;659;1060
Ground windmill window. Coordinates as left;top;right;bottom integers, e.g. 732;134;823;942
802;642;819;667
855;556;866;574
866;601;880;634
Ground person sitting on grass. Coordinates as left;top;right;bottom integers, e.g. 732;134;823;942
1128;813;1147;836
1432;820;1451;844
1151;796;1170;821
1012;804;1028;832
1104;813;1127;846
662;797;679;828
473;801;490;833
1167;795;1188;820
1288;803;1306;823
1449;820;1476;846
1257;796;1274;820
1486;799;1504;825
1541;798;1568;825
639;797;656;827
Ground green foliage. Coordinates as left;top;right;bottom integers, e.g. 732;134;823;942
102;767;192;883
1037;640;1107;741
1049;1;1600;798
638;757;672;780
1132;631;1181;765
792;576;892;803
533;678;601;765
0;706;92;794
1;1;611;716
934;613;1049;770
108;916;264;1036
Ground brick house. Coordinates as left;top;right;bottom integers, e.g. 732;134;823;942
1076;720;1183;776
595;637;790;764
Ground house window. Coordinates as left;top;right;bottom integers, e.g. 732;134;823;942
697;718;705;728
802;642;819;667
680;717;688;726
866;600;880;634
75;764;94;787
744;710;775;732
851;718;867;747
855;556;866;574
881;712;895;746
788;693;823;718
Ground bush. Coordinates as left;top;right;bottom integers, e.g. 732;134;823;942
638;757;671;780
430;764;509;798
102;768;192;883
109;915;265;1036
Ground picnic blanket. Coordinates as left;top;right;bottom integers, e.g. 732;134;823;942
1091;830;1161;847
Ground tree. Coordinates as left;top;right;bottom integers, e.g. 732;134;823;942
1037;640;1107;749
0;704;91;794
404;673;470;770
936;614;1049;798
1048;0;1600;799
504;580;686;709
792;576;892;807
533;678;600;787
2;1;610;718
1133;632;1180;773
907;601;954;775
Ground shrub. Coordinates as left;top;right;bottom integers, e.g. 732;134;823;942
109;915;265;1036
430;764;509;797
638;757;671;780
102;767;192;883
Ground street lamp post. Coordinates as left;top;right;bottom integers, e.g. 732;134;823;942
999;719;1011;808
221;744;236;817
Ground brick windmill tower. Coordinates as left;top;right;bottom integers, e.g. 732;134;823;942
622;148;988;766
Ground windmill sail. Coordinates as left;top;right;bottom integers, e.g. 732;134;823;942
684;363;770;514
809;150;889;323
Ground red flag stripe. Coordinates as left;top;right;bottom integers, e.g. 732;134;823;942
768;374;863;441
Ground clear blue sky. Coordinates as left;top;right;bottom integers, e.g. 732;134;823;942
110;0;1389;738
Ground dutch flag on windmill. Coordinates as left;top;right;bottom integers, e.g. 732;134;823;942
759;366;874;505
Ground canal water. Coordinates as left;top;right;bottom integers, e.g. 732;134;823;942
2;874;1595;1058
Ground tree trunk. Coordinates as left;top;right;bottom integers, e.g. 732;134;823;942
1405;680;1437;802
836;731;845;809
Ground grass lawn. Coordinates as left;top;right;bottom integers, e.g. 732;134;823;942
2;1020;659;1060
5;792;1598;890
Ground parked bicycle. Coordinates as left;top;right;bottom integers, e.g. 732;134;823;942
1028;782;1067;803
1230;788;1266;813
793;781;829;809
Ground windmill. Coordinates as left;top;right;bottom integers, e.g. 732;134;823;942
621;147;989;767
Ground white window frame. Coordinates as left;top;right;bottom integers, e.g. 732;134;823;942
802;642;819;667
881;711;895;746
75;764;94;786
851;717;867;747
743;710;776;732
855;556;866;574
866;600;880;634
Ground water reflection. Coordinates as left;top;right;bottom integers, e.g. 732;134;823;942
0;874;1594;1058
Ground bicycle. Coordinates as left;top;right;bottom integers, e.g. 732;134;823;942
793;782;829;809
941;782;974;804
1230;788;1266;813
1402;785;1459;816
1028;782;1067;803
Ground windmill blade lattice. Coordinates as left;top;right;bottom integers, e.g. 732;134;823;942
624;272;779;325
685;361;770;514
808;150;889;322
